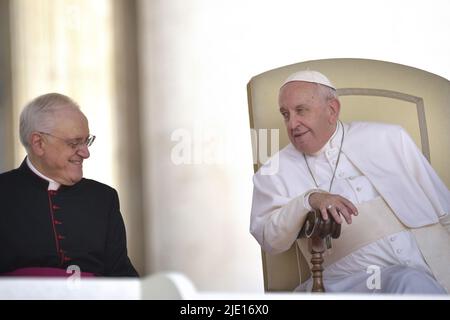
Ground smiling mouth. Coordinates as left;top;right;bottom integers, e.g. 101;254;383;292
293;130;310;138
69;160;83;166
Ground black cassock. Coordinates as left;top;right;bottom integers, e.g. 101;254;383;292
0;159;138;277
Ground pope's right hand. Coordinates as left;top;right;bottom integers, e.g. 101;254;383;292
308;192;358;224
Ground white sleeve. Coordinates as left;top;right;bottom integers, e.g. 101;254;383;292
400;128;450;217
250;171;316;255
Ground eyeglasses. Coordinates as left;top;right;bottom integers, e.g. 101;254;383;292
39;131;96;150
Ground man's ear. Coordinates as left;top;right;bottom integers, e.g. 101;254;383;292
30;132;45;156
328;98;340;124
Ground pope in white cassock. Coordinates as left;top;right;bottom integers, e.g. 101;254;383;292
250;70;450;294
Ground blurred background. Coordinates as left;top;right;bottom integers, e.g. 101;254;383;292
1;0;449;292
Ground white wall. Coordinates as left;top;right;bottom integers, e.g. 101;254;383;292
138;0;450;292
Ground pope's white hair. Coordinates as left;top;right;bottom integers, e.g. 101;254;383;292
19;93;80;151
316;83;338;102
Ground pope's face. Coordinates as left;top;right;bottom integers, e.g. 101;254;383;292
278;81;339;155
38;108;91;185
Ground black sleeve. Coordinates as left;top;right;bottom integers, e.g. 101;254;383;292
104;189;139;277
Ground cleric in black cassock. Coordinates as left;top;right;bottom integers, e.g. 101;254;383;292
0;93;138;277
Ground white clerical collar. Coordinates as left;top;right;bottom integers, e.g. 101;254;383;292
310;121;342;157
26;157;61;191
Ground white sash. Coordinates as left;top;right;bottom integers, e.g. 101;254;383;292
296;197;450;291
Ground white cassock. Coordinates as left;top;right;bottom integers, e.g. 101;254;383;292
250;121;450;294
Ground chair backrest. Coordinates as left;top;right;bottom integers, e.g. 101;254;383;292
248;58;450;292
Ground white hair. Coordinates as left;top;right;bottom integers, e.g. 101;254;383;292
316;83;338;102
19;93;80;151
